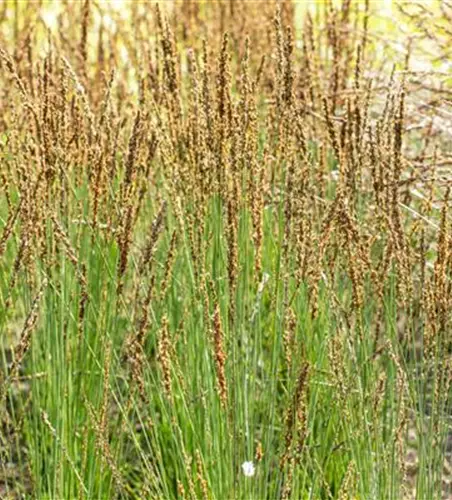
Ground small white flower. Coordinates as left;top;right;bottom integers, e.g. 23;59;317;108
241;461;255;477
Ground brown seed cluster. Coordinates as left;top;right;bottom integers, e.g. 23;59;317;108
213;302;228;408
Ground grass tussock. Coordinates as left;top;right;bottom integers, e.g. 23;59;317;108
0;1;451;498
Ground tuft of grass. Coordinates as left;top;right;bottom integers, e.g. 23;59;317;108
0;1;451;499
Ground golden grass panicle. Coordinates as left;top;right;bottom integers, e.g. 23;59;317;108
80;0;90;81
160;230;178;301
213;302;228;408
195;449;209;500
158;315;173;399
338;461;358;500
281;363;309;466
140;201;167;276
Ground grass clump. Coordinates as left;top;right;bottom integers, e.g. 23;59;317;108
0;1;451;498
